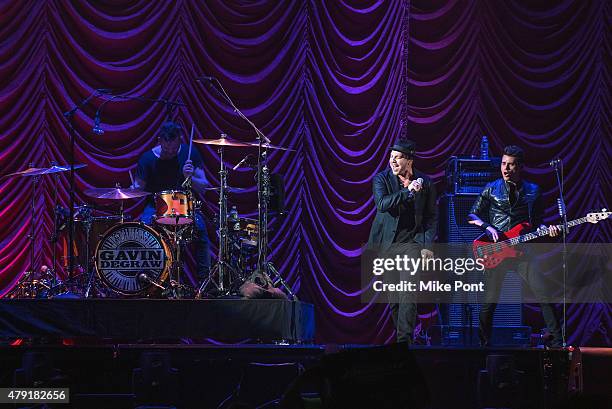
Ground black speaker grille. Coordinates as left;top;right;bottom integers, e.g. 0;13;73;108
439;194;522;328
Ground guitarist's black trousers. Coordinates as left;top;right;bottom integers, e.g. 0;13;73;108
479;259;563;347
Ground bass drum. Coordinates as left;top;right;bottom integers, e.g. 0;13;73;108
95;222;171;296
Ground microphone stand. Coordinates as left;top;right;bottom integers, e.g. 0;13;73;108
94;94;187;133
63;90;102;277
198;76;295;299
132;96;186;120
552;160;568;347
197;76;271;144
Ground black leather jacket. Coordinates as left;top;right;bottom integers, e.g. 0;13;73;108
469;178;544;232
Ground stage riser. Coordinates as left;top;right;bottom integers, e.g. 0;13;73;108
0;299;315;343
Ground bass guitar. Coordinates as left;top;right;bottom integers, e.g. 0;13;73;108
473;209;610;269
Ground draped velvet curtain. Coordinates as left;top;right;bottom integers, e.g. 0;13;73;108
0;0;609;345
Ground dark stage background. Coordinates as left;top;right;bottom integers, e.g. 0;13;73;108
0;1;610;345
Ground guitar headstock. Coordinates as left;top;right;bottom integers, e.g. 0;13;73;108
586;208;611;223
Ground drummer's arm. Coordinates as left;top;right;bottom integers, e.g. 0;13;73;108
190;167;210;193
132;177;146;190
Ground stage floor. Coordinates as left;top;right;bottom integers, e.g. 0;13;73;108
0;343;601;409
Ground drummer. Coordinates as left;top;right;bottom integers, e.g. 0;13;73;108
132;121;210;284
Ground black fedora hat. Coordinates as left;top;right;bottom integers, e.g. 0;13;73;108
389;139;416;158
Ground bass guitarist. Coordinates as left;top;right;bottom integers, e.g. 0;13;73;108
467;145;562;347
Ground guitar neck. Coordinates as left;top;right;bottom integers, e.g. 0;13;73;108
507;217;588;245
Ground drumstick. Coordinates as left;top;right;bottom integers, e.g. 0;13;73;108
128;169;134;186
188;123;194;161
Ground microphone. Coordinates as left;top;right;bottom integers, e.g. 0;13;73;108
96;88;115;94
138;272;165;290
549;158;562;167
233;154;254;170
92;110;104;135
196;75;215;82
407;177;424;199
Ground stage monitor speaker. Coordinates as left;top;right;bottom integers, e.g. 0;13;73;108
280;343;429;409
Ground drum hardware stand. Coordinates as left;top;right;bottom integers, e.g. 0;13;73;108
83;207;96;298
63;89;104;277
119;195;126;223
196;75;295;299
160;222;192;299
197;134;239;298
253;146;296;300
84;183;128;298
25;163;40;296
49;161;61;283
157;190;194;299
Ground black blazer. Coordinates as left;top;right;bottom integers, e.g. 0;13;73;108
367;168;438;249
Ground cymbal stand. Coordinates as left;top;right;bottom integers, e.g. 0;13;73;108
197;135;238;297
86;184;126;297
26;163;40;291
49;161;60;282
196;77;292;297
83;207;95;298
254;143;296;300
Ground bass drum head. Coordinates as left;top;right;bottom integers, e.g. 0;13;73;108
95;222;171;296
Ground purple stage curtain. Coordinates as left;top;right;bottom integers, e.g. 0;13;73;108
0;1;609;346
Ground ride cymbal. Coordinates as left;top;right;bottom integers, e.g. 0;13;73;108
193;137;253;147
83;187;151;200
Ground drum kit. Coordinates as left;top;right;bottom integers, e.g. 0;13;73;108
4;134;294;300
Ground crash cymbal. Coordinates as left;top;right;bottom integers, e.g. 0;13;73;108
2;164;87;178
39;164;87;175
193;137;253;147
83;187;151;200
204;186;247;193
247;141;295;152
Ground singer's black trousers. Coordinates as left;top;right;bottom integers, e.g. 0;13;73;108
386;244;420;344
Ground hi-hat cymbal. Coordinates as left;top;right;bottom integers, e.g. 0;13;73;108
193;137;253;147
247;141;295;152
83;187;151;200
2;164;87;178
204;186;247;193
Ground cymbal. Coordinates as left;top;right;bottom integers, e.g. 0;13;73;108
247;141;295;152
2;164;87;178
83;187;151;200
204;186;247;193
193;137;253;147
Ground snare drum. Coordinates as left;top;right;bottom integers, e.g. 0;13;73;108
154;190;193;225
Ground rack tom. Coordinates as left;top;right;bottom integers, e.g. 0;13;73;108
229;217;258;247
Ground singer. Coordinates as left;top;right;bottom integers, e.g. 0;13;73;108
132;121;211;283
367;138;438;344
